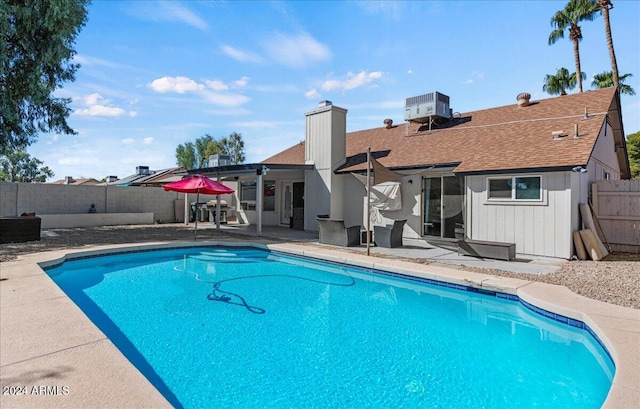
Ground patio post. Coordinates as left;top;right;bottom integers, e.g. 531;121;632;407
216;172;221;230
256;168;263;236
366;147;371;256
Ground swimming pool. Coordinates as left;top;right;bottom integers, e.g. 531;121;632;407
45;246;614;408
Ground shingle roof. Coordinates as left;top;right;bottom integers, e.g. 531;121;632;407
51;178;100;185
263;88;623;175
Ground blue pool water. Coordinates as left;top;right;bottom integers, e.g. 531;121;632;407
46;247;614;408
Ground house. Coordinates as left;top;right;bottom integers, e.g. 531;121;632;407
108;166;185;187
51;176;101;185
193;87;629;259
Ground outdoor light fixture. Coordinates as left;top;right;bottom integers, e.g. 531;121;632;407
257;165;270;176
572;166;588;174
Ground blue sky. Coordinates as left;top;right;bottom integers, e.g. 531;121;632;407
30;0;640;181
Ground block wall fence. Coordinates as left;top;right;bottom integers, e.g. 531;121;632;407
0;182;218;223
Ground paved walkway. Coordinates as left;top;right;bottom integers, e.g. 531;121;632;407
200;223;564;275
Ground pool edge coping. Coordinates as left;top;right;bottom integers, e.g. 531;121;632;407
1;240;638;408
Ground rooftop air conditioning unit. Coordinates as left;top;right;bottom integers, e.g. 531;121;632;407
404;92;450;123
136;165;151;175
208;154;232;167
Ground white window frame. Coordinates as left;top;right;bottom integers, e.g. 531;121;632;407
485;175;546;205
239;179;276;212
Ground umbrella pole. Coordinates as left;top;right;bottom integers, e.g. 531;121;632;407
194;191;199;241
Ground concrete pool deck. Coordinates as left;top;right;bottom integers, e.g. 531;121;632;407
1;241;638;408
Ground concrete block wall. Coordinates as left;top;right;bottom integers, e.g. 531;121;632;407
0;182;192;223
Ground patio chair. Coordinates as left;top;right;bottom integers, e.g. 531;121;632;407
316;215;360;247
374;219;406;248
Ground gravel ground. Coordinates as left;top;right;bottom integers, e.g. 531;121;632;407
1;224;638;309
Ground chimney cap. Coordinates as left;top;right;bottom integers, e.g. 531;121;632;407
318;100;332;107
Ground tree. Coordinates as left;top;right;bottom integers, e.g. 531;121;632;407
548;0;600;93
175;141;197;169
1;0;90;153
543;67;584;96
175;133;246;169
591;71;635;95
0;150;54;182
219;132;246;164
627;131;640;180
597;0;619;88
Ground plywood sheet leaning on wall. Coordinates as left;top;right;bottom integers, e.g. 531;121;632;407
579;229;605;261
573;231;588;260
579;203;609;259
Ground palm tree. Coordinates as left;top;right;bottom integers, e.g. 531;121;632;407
598;0;619;88
543;67;584;96
592;71;635;95
549;0;600;92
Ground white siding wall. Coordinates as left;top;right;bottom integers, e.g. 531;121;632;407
589;122;621;181
341;173;423;238
466;172;574;258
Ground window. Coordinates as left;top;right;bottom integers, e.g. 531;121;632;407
240;180;276;211
488;176;541;201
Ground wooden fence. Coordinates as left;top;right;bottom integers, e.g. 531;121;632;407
591;180;640;253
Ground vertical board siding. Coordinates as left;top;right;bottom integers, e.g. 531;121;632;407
466;172;572;258
591;180;640;253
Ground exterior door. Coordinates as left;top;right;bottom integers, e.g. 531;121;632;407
291;182;305;230
423;176;465;238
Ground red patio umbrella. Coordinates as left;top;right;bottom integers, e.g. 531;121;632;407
163;174;235;240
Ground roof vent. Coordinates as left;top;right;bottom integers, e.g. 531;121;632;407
384;118;393;129
517;92;531;107
64;176;74;184
404;92;450;123
318;100;332;108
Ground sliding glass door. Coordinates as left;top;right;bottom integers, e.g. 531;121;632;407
423;176;465;239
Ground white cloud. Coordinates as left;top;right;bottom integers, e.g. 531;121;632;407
321;71;384;92
127;2;208;31
305;88;321;100
200;91;250;107
74;93;130;117
407;69;413;74
230;120;299;128
161;2;208;31
356;1;404;19
143;137;154;145
233;76;250;88
149;76;204;93
149;76;251;107
465;71;485;84
58;156;99;166
263;32;331;68
205;80;229;91
121;138;135;144
221;45;262;63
